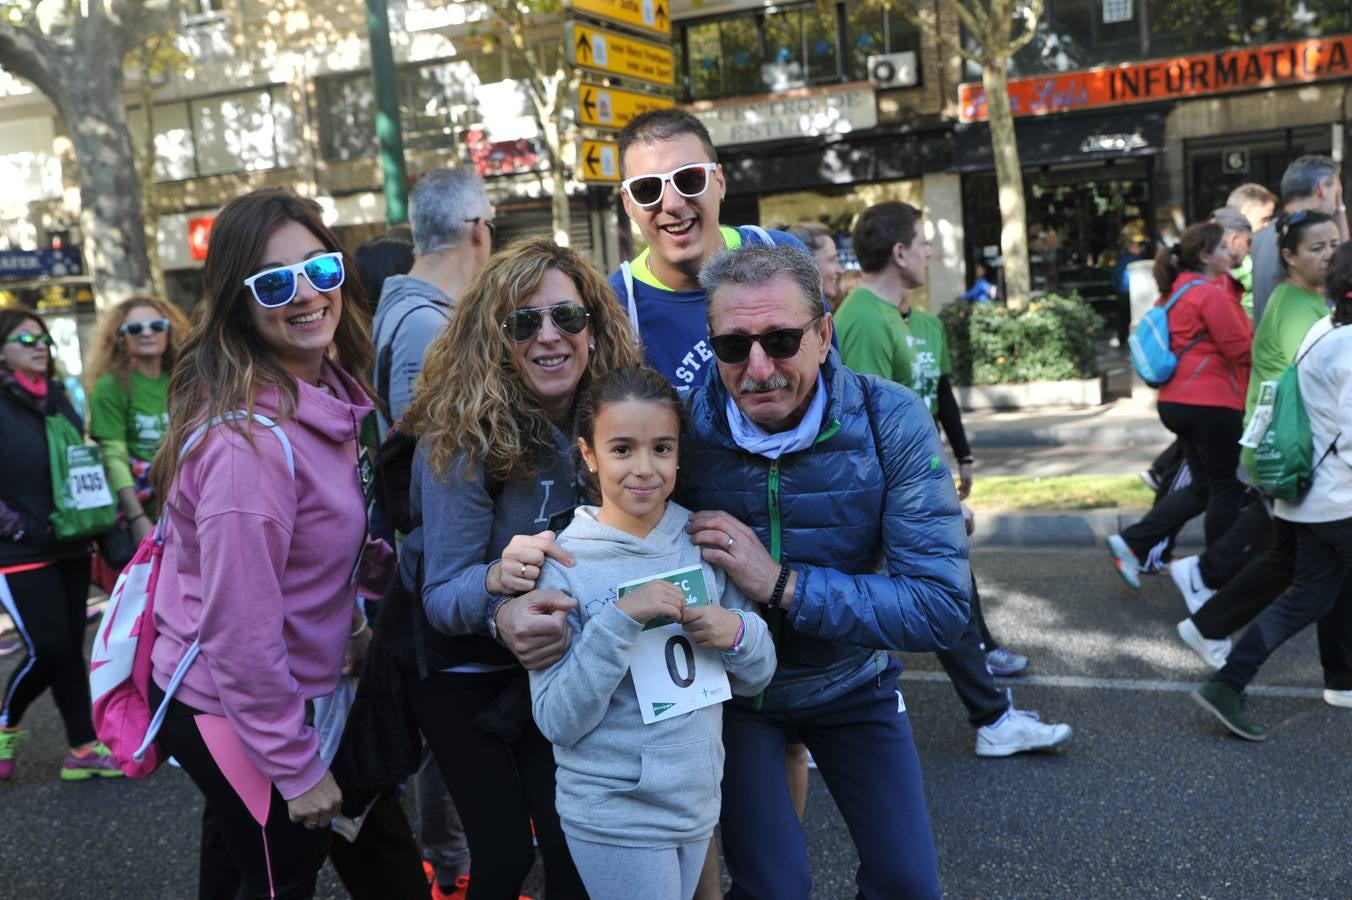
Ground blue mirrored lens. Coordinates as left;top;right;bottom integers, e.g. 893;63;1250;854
253;270;296;307
304;255;344;291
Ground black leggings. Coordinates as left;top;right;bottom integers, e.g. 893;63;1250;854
152;684;330;900
0;556;95;745
407;668;586;900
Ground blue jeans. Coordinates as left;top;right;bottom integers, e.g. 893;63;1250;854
720;657;940;900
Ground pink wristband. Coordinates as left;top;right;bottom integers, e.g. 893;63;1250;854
728;612;747;654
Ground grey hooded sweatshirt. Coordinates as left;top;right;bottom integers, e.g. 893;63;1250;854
530;501;775;848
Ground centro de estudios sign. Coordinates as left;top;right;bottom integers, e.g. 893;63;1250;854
687;83;878;148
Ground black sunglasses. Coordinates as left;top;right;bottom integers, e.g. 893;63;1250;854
502;302;590;342
709;315;823;364
120;319;170;337
465;217;497;240
4;332;53;348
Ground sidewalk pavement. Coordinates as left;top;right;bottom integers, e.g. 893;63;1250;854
962;394;1204;548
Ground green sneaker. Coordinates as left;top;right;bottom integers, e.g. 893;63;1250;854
0;728;27;781
1192;680;1266;741
60;740;124;781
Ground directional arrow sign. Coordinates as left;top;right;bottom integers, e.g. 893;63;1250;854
567;22;674;88
577;82;675;130
570;0;671;37
579;139;620;183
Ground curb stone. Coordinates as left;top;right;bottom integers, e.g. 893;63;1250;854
972;508;1204;547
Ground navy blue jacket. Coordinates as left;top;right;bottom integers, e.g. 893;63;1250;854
681;351;971;711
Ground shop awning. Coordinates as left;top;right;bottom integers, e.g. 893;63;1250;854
953;107;1168;173
720;127;954;197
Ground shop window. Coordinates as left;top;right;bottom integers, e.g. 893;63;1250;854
128;87;293;181
722;17;764;96
1145;0;1241;57
844;5;921;83
319;59;480;163
1244;0;1350;43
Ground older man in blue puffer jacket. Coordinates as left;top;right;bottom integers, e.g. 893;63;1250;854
679;242;969;900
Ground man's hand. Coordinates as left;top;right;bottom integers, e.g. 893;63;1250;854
286;770;342;830
961;503;975;537
495;589;577;670
485;531;575;596
686;510;778;604
957;462;974;501
683;606;742;651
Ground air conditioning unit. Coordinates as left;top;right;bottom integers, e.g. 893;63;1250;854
868;52;918;89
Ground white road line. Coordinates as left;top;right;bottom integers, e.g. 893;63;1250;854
898;670;1325;699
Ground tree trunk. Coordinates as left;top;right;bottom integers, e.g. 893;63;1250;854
134;68;168;301
981;59;1031;309
62;49;154;309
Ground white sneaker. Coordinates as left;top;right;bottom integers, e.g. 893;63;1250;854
975;694;1073;758
1170;556;1216;615
1176;618;1232;670
1107;534;1140;589
1324;689;1352;709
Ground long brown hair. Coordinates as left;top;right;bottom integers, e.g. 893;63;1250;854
1153;222;1224;294
84;295;191;392
403;236;640;482
152;188;375;499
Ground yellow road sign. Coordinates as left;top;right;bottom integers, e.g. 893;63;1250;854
577;83;675;130
578;139;620;183
567;22;674;88
570;0;671;37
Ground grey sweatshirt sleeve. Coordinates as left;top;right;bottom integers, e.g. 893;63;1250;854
1250;225;1280;327
714;573;776;697
418;451;498;636
530;575;644;750
388;306;446;424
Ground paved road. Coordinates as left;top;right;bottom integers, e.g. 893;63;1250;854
1;548;1346;899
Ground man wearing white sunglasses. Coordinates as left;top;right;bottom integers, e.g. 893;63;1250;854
609;109;812;394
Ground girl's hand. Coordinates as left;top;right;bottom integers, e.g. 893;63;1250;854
486;530;575;595
683;606;741;650
616;580;686;627
286;770;342;830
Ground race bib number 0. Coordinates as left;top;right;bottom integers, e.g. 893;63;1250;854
619;565;731;725
67;446;114;511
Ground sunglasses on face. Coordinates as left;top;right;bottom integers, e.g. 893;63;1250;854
4;332;53;348
709;315;823;364
120;319;169;337
501;302;590;343
243;251;345;309
621;163;718;209
464;217;497;240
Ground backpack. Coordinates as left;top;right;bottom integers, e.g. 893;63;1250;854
1252;326;1340;501
46;412;118;541
375;301;449;417
89;412;295;778
1128;279;1206;387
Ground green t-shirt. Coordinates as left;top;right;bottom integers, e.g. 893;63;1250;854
89;370;170;495
901;307;950;415
1233;255;1254;319
835;287;916;388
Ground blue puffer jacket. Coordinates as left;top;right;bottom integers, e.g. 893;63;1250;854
681;350;971;712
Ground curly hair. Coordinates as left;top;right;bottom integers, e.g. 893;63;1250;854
152;187;376;500
403;236;640;482
84;295;191;392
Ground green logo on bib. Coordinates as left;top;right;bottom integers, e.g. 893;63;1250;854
930;455;940;471
651;702;676;718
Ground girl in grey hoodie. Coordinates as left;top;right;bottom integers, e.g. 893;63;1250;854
530;366;775;900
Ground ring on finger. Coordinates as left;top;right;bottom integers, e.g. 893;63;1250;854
725;535;735;550
519;562;529;577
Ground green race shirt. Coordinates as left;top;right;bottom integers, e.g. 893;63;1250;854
89;370;170;495
835;287;915;389
901;307;951;415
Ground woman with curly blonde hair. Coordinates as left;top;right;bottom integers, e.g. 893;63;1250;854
86;295;189;543
398;236;639;899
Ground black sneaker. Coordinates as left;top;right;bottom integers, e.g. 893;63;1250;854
1192;680;1265;741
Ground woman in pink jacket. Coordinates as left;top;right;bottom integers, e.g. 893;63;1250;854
148;188;392;899
1109;222;1253;586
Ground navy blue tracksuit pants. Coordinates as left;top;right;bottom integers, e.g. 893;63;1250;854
720;655;940;900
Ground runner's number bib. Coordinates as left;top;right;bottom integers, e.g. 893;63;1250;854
68;445;115;510
620;565;731;725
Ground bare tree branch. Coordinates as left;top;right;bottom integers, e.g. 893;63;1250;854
890;0;985;66
1007;0;1048;54
0;19;61;99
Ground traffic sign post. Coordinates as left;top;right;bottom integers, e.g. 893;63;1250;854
577;82;674;130
569;0;671;37
578;139;621;183
567;22;674;88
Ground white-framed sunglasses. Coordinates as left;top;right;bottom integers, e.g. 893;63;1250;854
621;162;719;209
242;251;345;308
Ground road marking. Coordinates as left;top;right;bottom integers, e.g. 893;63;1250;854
899;670;1325;699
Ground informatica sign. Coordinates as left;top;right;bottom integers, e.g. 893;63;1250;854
959;34;1352;122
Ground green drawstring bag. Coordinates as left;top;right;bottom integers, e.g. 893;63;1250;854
1252;326;1340;502
47;413;117;541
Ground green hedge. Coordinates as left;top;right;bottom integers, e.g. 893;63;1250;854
939;294;1103;386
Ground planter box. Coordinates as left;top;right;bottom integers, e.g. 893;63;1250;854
957;376;1105;411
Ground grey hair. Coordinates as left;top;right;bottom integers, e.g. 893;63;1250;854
785;222;831;253
1210;206;1252;235
408;168;489;256
1280;155;1338;205
699;243;822;326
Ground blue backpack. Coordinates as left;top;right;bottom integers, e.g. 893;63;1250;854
1129;279;1206;387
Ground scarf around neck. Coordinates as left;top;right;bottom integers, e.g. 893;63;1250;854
724;373;826;460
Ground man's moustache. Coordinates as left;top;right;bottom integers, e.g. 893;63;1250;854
738;375;790;394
